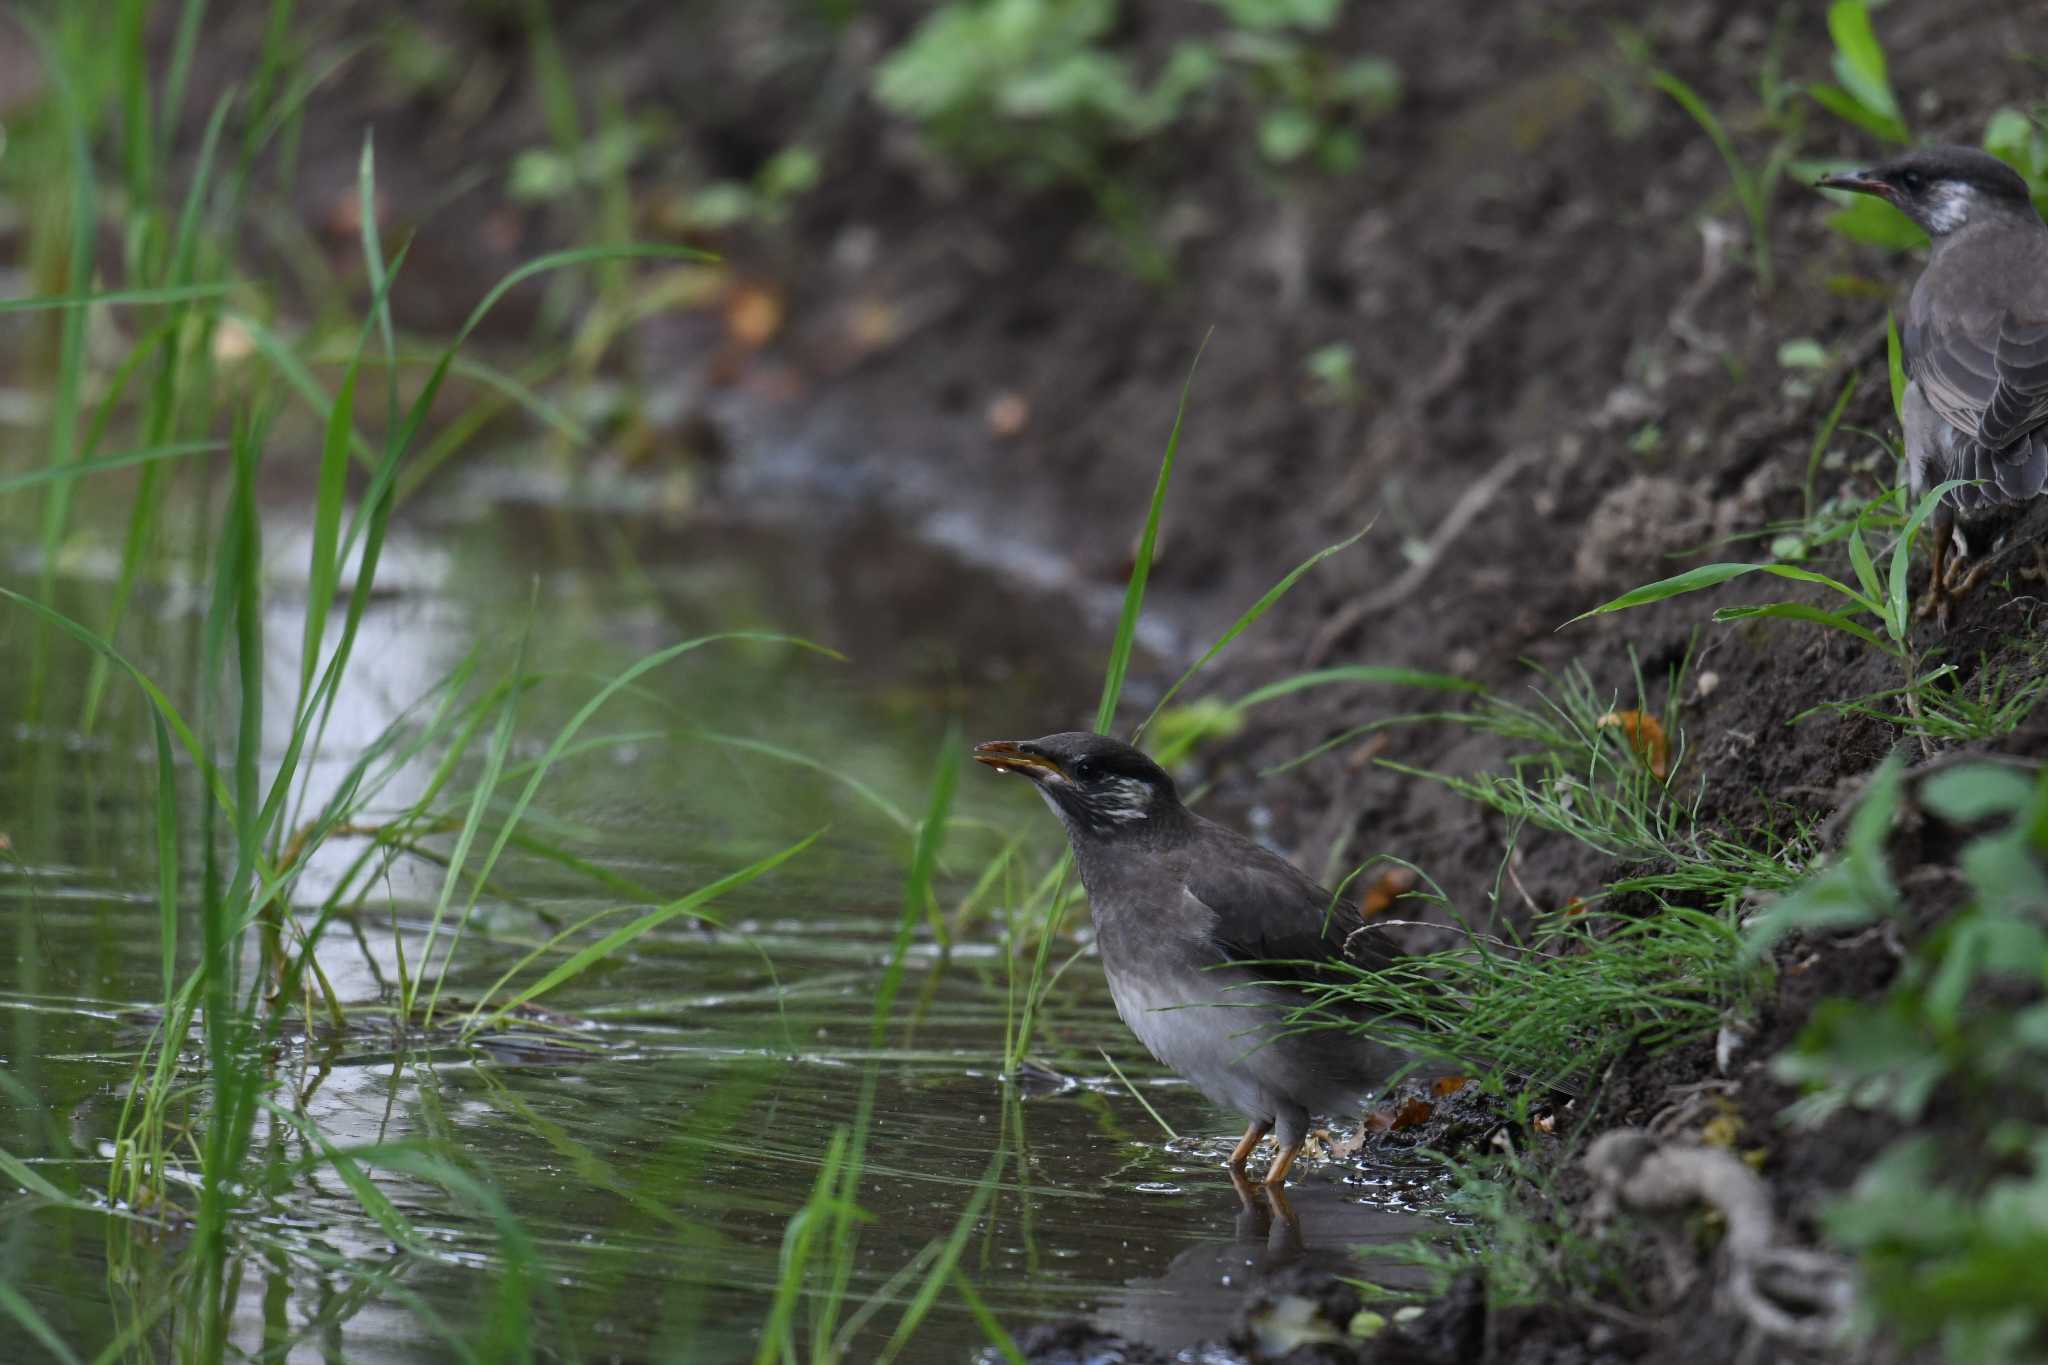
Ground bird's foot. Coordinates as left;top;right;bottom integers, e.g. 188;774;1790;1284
1262;1141;1302;1188
1916;555;1995;628
1226;1120;1272;1183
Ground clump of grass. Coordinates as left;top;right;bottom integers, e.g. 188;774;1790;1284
1297;876;1765;1094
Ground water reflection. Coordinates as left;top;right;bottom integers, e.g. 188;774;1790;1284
0;486;1450;1360
1090;1170;1438;1350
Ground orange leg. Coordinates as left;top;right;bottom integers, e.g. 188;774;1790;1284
1262;1141;1303;1188
1227;1120;1272;1178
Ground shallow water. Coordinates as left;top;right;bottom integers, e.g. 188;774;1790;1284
0;477;1443;1360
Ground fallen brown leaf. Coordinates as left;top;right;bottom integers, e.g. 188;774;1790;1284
1598;708;1670;781
1391;1097;1434;1130
1430;1074;1471;1097
1359;867;1418;919
1343;731;1392;773
723;281;785;349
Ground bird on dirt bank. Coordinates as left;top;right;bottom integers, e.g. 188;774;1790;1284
973;732;1407;1187
1819;145;2048;627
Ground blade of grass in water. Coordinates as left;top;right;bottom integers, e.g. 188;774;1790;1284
813;727;960;1358
22;11;97;723
1099;1048;1179;1140
0;1282;80;1365
418;630;836;1024
1010;339;1204;1072
464;828;824;1028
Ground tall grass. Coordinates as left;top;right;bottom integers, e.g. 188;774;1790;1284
0;14;922;1359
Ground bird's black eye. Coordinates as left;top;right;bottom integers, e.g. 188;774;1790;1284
1070;757;1099;782
1898;169;1924;194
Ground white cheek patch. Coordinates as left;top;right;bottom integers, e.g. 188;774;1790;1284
1925;182;1974;234
1096;776;1154;824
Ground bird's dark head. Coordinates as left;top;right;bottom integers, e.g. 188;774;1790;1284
973;732;1185;840
1818;145;2038;237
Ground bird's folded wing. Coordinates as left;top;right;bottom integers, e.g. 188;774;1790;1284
1182;848;1399;984
1909;287;2048;456
1982;315;2048;452
1907;305;2000;440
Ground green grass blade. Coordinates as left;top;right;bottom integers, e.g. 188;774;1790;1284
471;828;822;1025
694;731;910;832
1650;70;1769;290
153;715;179;998
1569;559;1879;625
0;282;232;313
1846;525;1883;607
1096;334;1208;734
880;1147;1007;1362
0;440;223;495
1712;602;1895;654
1888;479;1974;638
0;1280;80;1365
422;631;833;1023
1233;664;1483;710
1886;310;1906;426
23;11;97;719
1135;523;1368;741
1099;1048;1178;1139
951;1270;1026;1365
1802;374;1859;524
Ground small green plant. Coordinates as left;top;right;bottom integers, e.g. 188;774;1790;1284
1808;8;2048;249
1749;758;2048;1363
1984;102;2048;219
677;144;823;231
873;0;1218;184
1805;0;1906;147
1572;481;1968;732
1649;68;1798;293
872;0;1398;275
1217;26;1400;175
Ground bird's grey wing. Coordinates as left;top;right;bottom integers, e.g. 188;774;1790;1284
1980;314;2048;453
1905;292;1999;440
1178;829;1398;982
1906;303;2048;503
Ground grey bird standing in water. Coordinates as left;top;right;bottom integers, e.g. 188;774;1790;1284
1819;145;2048;625
974;732;1406;1187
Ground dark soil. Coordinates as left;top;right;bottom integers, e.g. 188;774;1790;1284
169;0;2046;1360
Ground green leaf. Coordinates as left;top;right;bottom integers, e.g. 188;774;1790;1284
1920;766;2036;824
1847;526;1883;606
1888;479;1973;639
1807;83;1907;146
1824;193;1926;249
1777;338;1829;369
1569;559;1877;625
1825;2;1905;137
1886;310;1907;426
1711;601;1895;654
1258;107;1319;163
